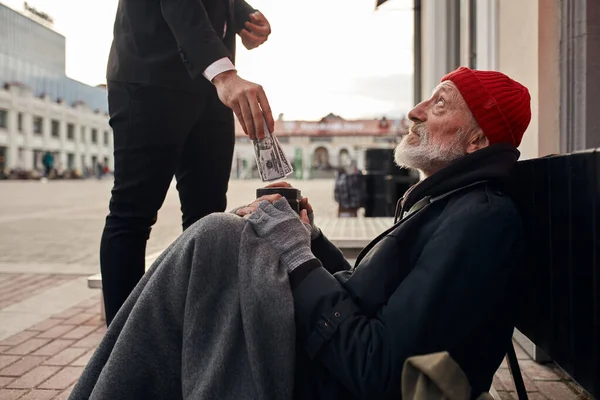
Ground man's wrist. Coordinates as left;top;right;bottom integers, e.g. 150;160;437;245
212;70;237;86
203;57;236;82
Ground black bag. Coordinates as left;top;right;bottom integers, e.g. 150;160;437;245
334;171;367;209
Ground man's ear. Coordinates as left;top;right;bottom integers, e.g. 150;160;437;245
466;129;489;154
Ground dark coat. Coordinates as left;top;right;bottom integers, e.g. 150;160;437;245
107;0;255;89
290;144;524;399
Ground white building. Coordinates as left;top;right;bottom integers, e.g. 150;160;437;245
0;83;112;174
0;2;112;175
232;113;408;179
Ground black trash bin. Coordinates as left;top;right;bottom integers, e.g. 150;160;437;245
364;148;419;217
364;149;392;217
385;174;418;214
365;148;393;173
363;149;392;217
364;173;390;217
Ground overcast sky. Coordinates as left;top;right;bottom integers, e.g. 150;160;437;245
3;0;415;120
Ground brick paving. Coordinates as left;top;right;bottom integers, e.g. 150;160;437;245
493;344;591;399
0;295;104;399
0;275;79;310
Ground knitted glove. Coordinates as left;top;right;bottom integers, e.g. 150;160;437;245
247;198;315;272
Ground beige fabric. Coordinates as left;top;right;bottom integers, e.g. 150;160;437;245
402;352;495;400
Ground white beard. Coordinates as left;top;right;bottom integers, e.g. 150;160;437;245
394;124;469;174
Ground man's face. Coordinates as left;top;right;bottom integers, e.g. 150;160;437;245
394;81;476;176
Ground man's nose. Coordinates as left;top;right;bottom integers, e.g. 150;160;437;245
407;101;427;123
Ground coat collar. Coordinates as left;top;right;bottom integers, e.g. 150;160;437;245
395;143;520;220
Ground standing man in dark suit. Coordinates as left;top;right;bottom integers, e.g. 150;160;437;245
100;0;274;325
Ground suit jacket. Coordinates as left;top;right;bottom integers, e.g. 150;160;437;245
106;0;255;90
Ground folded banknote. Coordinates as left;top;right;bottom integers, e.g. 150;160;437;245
253;118;294;182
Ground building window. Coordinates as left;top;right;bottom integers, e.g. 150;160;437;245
373;137;397;144
103;131;109;146
51;119;60;138
67;153;75;169
80;126;86;143
18;113;23;132
0;146;5;170
0;109;7;129
91;129;98;144
312;146;331;169
34;149;43;169
309;136;333;143
33;116;43;134
67;123;75;140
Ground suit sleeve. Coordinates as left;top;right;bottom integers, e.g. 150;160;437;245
289;201;521;398
233;0;256;33
160;0;233;80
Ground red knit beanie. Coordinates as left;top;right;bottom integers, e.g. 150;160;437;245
441;67;531;147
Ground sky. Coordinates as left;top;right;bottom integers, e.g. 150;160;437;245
3;0;415;120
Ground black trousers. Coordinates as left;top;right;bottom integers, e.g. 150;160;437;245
100;80;235;325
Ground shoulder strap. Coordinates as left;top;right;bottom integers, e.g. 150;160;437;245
507;342;529;399
429;180;490;204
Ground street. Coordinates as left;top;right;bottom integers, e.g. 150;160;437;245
0;178;338;275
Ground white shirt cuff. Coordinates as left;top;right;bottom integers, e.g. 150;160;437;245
203;57;236;82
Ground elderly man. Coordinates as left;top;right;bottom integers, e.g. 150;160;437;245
70;67;530;400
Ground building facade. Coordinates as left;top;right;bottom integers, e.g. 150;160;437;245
411;0;600;364
232;114;408;179
0;2;112;175
413;0;600;160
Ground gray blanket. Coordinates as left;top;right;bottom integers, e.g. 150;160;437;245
69;213;296;400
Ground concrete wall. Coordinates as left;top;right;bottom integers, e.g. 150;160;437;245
497;0;561;159
538;0;561;157
497;0;540;160
475;0;498;70
560;0;600;152
419;0;451;100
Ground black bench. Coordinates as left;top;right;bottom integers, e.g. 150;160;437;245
510;149;600;399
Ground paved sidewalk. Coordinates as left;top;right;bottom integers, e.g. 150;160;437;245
0;294;104;399
0;274;80;310
493;344;591;399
